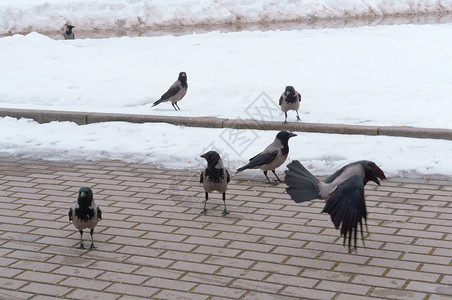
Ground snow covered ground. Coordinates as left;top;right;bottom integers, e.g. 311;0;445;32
1;117;450;177
1;24;451;128
0;1;451;176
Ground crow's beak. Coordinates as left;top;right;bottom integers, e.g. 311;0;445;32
289;132;297;138
371;177;381;186
80;191;86;198
200;154;208;159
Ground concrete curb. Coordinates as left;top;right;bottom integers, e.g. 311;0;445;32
1;107;451;140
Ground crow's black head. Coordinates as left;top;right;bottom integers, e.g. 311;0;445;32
276;131;297;143
285;86;295;97
201;151;224;183
66;25;75;33
178;72;187;82
201;151;221;166
78;187;93;206
362;162;386;186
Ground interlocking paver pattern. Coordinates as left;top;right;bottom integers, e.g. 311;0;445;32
0;156;451;299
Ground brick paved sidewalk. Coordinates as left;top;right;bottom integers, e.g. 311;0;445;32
0;156;451;299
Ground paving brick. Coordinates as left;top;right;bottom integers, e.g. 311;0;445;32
65;289;121;300
370;288;426;300
192;284;246;298
106;283;159;297
16;270;66;284
153;290;208;300
316;280;371;295
352;274;406;288
281;286;336;299
20;282;72;297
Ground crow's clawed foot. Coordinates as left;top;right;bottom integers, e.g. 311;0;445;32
89;244;96;250
201;209;207;215
265;181;279;185
78;243;85;249
283;121;288;124
222;210;230;216
296;116;301;122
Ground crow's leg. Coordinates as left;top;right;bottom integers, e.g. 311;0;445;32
89;229;96;250
78;230;85;249
296;111;301;121
175;102;181;110
272;170;284;183
264;171;277;185
171;102;178;111
283;112;288;124
201;192;208;215
221;192;229;216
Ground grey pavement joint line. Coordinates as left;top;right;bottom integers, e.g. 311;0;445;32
1;107;451;140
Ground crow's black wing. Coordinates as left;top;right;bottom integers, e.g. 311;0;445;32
68;207;73;221
200;171;204;184
160;84;181;101
226;169;230;183
237;151;279;173
279;95;283;106
248;150;278;167
322;174;367;253
97;206;102;220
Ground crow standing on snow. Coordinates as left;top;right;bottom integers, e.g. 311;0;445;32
152;72;188;111
63;25;75;40
279;86;301;124
236;131;297;184
284;160;386;252
68;187;102;249
200;151;230;216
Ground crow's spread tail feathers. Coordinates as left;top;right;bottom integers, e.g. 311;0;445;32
284;160;320;203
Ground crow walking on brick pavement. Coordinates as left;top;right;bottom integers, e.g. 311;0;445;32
63;25;75;39
152;72;188;111
236;131;297;184
285;160;386;253
69;187;102;249
200;151;230;216
279;86;301;124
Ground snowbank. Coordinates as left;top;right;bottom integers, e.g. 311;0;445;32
1;0;452;35
1;117;451;176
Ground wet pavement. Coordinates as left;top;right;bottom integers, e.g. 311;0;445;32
0;156;451;299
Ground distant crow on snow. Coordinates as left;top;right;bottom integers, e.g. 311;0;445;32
279;86;301;123
152;72;188;111
63;25;75;40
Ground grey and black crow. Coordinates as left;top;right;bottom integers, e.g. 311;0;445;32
63;25;75;40
284;160;386;252
279;86;301;124
68;187;102;249
152;72;188;111
236;131;297;184
200;151;230;216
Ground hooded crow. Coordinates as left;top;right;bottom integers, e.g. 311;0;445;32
279;86;301;124
68;187;102;249
152;72;188;111
63;25;75;40
200;151;230;216
284;160;386;252
236;131;297;184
